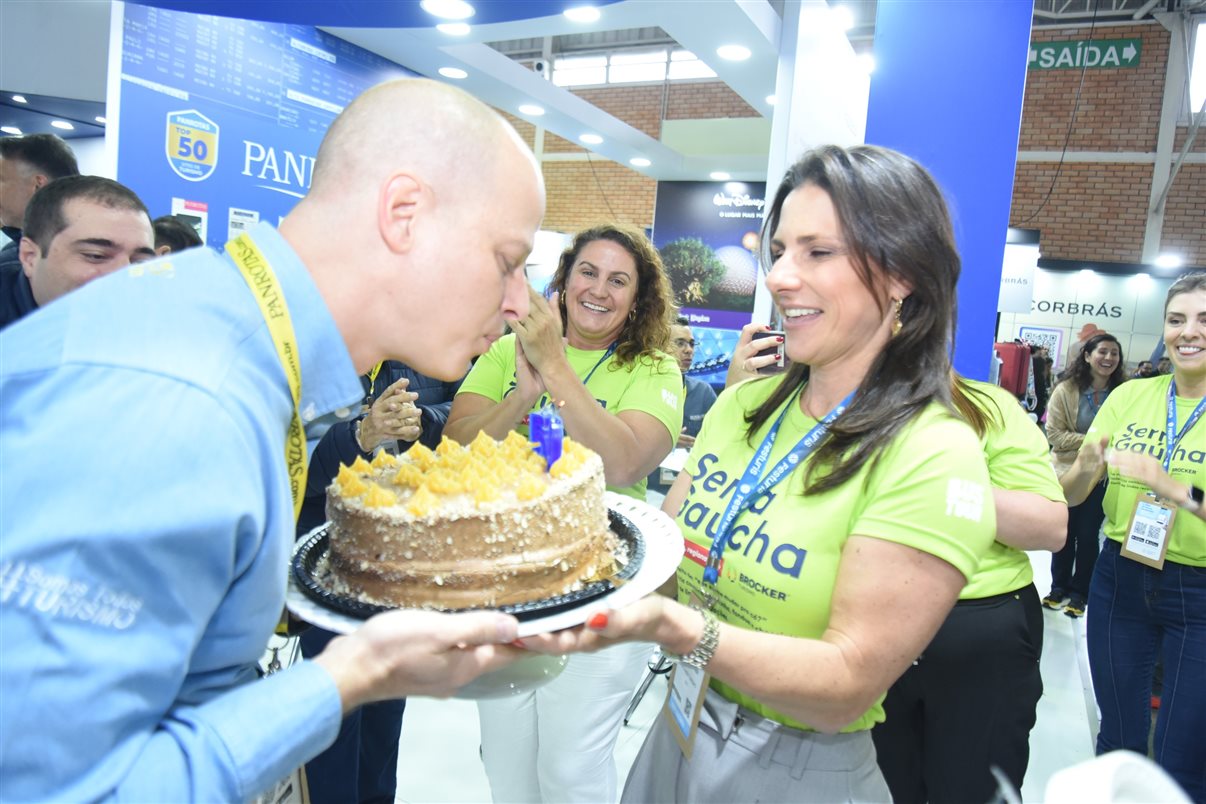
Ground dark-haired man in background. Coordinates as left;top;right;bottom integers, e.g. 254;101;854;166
0;175;155;329
152;214;204;255
0;133;80;273
647;315;716;495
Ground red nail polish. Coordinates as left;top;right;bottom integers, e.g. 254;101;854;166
776;336;784;343
588;612;609;629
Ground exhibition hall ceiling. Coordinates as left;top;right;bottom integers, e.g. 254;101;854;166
0;0;1192;178
0;0;875;180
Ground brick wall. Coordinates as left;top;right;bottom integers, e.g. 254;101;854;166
501;80;752;233
1011;162;1151;262
1019;24;1167;152
1012;22;1205;265
1163;164;1206;257
541;161;657;232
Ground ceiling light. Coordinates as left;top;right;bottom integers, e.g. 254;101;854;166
1;126;22;135
710;171;731;181
95;116;107;124
50;120;74;130
766;95;777;106
1155;254;1183;269
563;6;601;23
857;53;876;74
579;133;603;145
716;45;751;62
436;22;470;35
12;95;27;104
629;157;651;167
832;6;856;31
420;0;475;20
438;67;468;80
518;104;545;116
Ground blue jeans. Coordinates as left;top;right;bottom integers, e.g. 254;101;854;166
1088;539;1206;802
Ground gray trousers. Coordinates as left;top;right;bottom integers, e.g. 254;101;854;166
621;688;891;803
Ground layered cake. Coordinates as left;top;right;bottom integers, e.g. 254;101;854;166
322;431;616;609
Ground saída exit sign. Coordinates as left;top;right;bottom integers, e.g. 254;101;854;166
1029;38;1141;70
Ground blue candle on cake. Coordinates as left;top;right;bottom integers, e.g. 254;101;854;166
529;403;564;470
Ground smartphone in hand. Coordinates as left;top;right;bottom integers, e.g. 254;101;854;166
750;330;787;375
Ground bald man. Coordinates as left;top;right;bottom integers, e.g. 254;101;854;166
0;79;544;802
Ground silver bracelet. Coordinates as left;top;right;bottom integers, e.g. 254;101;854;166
666;606;720;669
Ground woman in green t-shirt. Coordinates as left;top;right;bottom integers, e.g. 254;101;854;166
524;145;996;802
446;223;682;803
1060;272;1206;802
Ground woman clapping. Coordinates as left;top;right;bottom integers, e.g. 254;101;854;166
445;223;682;803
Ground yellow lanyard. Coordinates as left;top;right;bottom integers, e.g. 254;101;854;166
225;233;307;522
366;361;384;399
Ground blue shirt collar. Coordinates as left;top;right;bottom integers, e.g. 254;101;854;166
237;222;362;423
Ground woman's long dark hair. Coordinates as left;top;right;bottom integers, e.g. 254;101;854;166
1059;333;1125;393
546;223;673;368
745;145;961;495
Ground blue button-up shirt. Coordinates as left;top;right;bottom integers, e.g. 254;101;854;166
0;222;363;801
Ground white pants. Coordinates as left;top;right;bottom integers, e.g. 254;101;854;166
478;641;654;803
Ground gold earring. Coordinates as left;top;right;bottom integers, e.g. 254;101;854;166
891;298;903;337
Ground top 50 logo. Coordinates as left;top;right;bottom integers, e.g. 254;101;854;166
165;109;219;182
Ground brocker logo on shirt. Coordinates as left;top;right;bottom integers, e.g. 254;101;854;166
680;452;807;578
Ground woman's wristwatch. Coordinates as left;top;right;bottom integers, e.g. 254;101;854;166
665;606;720;669
1181;484;1204;513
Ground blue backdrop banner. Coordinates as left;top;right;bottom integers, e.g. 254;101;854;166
863;0;1031;380
114;3;415;247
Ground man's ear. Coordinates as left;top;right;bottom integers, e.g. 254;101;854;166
378;171;425;255
155;244;172;256
32;173;50;191
18;237;42;279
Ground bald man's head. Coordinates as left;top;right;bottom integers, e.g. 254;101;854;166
287;78;545;380
309;79;536;213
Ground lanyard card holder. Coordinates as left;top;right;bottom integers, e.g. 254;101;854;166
1121;492;1174;570
662;592;711;760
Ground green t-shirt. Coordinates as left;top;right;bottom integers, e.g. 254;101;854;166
1086;374;1206;566
456;333;683;499
960;380;1067;599
676;376;996;731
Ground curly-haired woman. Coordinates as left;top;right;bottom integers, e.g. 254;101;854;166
445;222;683;802
1043;332;1127;617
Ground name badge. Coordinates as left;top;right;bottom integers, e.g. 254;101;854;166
661;593;711;759
1121;492;1174;570
664;661;708;760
